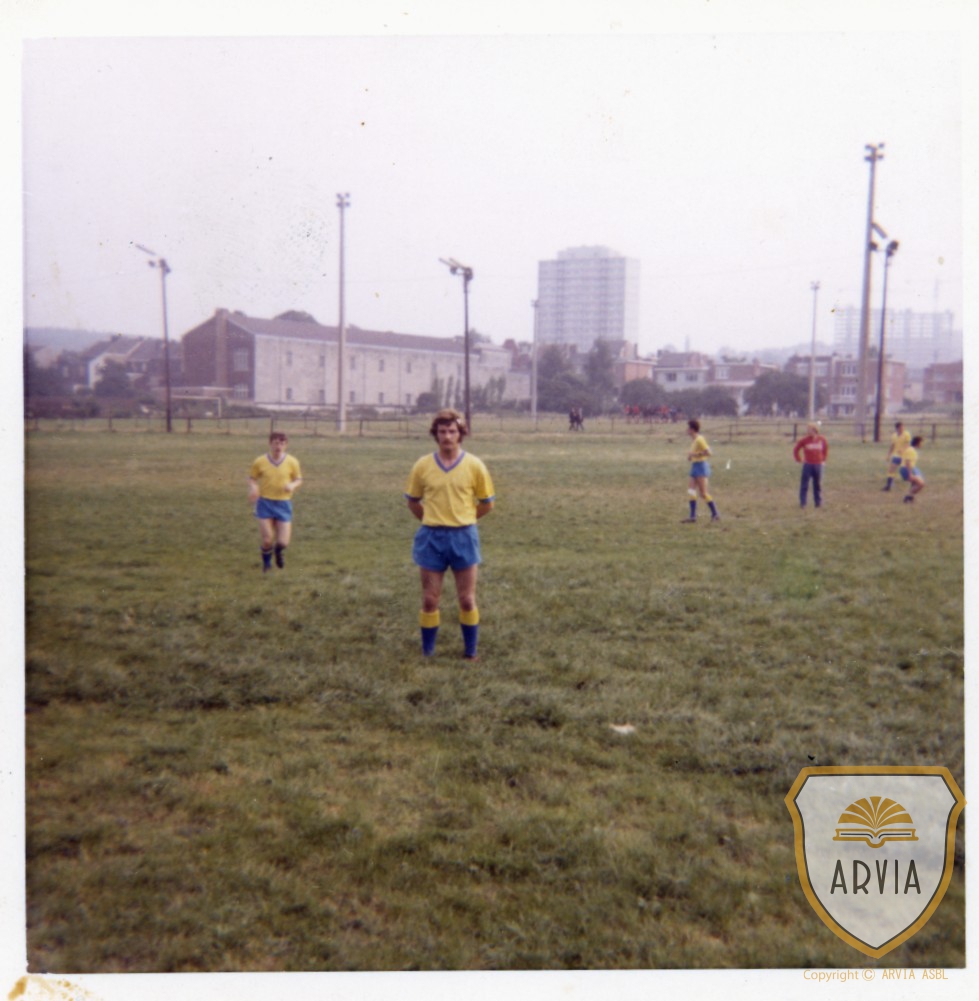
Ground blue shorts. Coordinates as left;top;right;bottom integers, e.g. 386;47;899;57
900;466;921;482
413;524;481;572
255;498;293;522
690;461;711;478
891;456;902;467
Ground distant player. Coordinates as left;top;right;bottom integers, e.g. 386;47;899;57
682;418;720;523
793;422;829;508
405;409;495;660
900;435;925;503
882;420;912;491
248;431;303;572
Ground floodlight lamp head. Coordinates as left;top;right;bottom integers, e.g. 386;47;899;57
887;240;899;256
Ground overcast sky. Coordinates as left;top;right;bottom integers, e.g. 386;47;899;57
19;18;967;358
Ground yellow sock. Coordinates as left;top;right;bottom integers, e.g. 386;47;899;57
459;608;479;626
420;610;440;629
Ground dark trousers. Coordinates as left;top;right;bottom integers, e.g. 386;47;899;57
800;463;823;507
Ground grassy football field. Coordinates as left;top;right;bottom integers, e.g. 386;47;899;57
24;423;964;971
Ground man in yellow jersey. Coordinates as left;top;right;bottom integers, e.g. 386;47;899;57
248;431;303;572
682;418;720;523
900;435;925;503
883;420;912;491
405;409;495;660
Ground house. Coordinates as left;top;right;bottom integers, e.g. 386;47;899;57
708;357;778;412
67;334;177;393
652;351;712;392
180;308;529;411
922;359;963;406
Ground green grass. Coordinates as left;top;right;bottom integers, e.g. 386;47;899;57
24;425;964;971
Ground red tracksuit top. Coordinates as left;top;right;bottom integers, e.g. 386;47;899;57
793;434;828;464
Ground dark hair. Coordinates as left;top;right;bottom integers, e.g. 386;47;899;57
269;431;288;442
429;408;468;441
911;435;923;447
687;419;700;433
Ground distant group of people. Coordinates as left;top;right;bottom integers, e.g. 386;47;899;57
244;412;928;662
623;404;681;424
568;406;585;431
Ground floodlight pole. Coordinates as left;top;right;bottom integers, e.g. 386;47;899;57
439;258;474;433
873;239;899;443
336;192;350;433
807;281;820;421
856;143;884;434
135;244;173;432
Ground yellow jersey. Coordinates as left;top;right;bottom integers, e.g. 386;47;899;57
689;434;711;461
405;451;495;527
890;429;911;458
250;453;302;500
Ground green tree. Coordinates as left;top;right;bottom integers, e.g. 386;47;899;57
584;339;616;411
94;359;134;398
621;378;667;411
744;370;811;417
24;349;69;398
696;385;740;417
537;344;572;382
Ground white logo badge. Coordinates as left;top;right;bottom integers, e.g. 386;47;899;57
786;766;964;958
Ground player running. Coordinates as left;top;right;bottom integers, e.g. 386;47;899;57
900;435;926;503
793;422;829;508
882;420;912;491
682;419;720;523
405;409;495;660
248;431;303;572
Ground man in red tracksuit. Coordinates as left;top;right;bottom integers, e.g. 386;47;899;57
793;422;829;508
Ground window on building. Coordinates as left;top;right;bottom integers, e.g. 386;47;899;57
686;373;699;383
286;351;293;367
349;391;356;403
714;366;728;380
233;383;249;399
350;356;357;371
286;387;293;401
318;389;325;404
379;359;385;373
232;349;249;372
406;361;413;374
319;355;325;368
406;393;412;407
378;392;385;405
666;373;677;382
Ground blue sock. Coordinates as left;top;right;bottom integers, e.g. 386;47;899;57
421;627;439;655
461;623;479;658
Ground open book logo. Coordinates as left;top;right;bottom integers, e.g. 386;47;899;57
786;767;965;959
832;796;918;848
